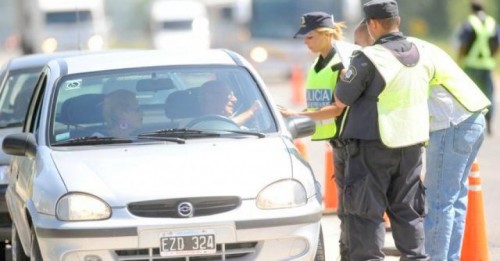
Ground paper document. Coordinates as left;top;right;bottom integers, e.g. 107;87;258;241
332;40;361;69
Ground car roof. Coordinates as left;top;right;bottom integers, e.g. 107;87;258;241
48;49;241;75
6;51;91;71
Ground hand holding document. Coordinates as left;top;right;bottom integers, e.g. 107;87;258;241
332;40;361;69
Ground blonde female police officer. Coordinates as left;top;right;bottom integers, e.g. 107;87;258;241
279;12;349;258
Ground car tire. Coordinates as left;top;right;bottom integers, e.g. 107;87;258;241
12;225;29;261
314;226;326;261
30;227;42;261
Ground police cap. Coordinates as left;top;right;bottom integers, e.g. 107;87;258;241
294;12;334;38
363;0;399;22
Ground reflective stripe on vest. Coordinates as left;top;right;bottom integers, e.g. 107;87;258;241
306;54;341;141
408;37;491;112
362;44;434;148
464;14;497;69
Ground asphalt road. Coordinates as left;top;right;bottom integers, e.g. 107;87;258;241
266;76;500;260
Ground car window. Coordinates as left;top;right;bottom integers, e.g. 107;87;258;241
0;68;42;128
50;65;277;145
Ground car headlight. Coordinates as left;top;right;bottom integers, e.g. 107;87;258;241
87;34;104;51
250;46;268;63
56;193;111;221
41;37;58;53
256;180;307;209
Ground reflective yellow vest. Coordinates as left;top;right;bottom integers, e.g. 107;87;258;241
362;44;435;148
306;54;341;141
409;37;491;112
463;14;497;69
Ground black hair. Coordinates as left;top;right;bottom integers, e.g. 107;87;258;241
471;2;484;12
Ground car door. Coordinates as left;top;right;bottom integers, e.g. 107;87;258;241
8;70;48;250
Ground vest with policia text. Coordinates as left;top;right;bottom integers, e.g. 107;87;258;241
409;37;492;112
306;54;341;141
361;43;435;148
463;14;497;69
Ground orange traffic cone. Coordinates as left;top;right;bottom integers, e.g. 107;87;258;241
294;138;308;160
461;160;489;261
383;212;391;231
290;64;305;106
323;142;338;213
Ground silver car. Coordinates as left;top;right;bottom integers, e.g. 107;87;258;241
2;49;324;261
0;51;90;243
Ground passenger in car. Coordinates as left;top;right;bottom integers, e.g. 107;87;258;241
100;89;143;137
199;80;261;126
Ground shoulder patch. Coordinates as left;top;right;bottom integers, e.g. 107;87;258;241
341;66;357;83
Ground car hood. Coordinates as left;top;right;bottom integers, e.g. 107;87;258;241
51;137;293;206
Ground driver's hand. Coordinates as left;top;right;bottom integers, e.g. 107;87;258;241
250;100;263;113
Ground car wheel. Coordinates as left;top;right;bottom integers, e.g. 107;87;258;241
12;225;29;261
30;227;42;261
314;226;326;261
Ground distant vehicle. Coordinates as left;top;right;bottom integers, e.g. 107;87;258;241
0;51;91;245
15;0;109;54
228;0;361;81
150;0;210;50
2;49;324;260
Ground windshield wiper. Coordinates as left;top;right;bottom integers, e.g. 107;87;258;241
220;129;266;138
53;136;134;146
138;128;221;139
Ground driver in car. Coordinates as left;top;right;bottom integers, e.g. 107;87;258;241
199;80;261;126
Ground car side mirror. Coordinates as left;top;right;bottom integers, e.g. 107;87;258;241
2;133;37;159
285;116;315;139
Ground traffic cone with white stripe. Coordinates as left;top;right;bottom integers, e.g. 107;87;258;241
290;64;305;106
461;160;489;261
294;138;308;160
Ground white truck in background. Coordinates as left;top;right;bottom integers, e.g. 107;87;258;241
15;0;109;54
150;0;210;51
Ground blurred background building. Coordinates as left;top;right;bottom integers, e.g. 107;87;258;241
1;0;499;81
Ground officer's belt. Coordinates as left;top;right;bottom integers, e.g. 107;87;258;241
329;139;346;148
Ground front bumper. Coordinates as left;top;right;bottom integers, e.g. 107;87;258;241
34;198;322;261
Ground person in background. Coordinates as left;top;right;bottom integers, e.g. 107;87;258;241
334;0;432;259
457;1;499;135
279;11;350;258
199;80;261;126
102;89;143;137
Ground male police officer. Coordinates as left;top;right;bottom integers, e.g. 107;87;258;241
334;0;432;259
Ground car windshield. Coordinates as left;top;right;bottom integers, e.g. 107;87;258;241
45;10;92;24
0;68;41;128
50;65;277;145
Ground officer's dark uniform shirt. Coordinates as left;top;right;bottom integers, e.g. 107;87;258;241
335;32;419;141
315;48;336;73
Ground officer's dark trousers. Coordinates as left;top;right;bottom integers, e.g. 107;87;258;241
331;144;349;260
341;140;428;261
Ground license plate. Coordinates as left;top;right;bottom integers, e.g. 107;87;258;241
159;229;216;257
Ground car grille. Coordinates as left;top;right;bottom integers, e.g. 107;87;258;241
114;241;258;260
128;196;241;218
